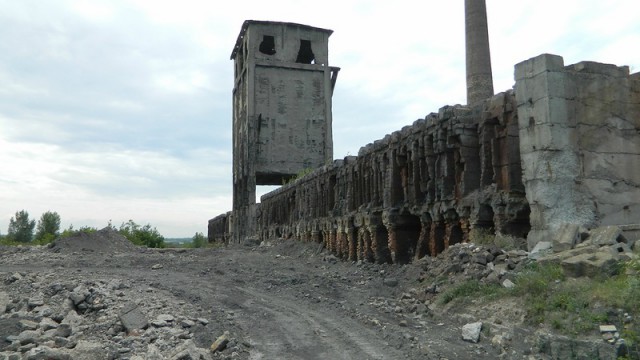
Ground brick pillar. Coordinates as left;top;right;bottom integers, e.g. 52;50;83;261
386;224;398;264
415;219;431;260
347;226;357;261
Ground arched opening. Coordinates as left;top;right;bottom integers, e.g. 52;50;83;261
393;213;421;264
432;220;446;255
374;226;392;264
361;229;374;263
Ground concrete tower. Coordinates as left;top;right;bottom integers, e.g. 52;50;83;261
465;0;494;104
230;20;339;243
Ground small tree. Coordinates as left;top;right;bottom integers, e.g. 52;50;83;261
35;211;61;243
7;210;36;243
118;220;165;248
192;232;206;248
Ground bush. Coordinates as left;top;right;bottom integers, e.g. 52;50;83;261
118;220;165;248
192;232;206;248
60;225;98;238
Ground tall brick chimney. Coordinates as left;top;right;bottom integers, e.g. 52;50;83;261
465;0;494;104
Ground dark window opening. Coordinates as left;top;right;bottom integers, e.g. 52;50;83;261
296;39;315;64
259;35;276;55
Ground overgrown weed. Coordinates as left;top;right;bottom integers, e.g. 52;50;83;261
438;260;640;341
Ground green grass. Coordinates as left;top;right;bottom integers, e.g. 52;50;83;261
438;260;640;343
468;228;520;250
439;279;506;305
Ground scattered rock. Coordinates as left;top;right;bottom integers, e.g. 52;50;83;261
552;223;580;253
501;279;515;289
0;291;11;314
589;226;627;246
462;322;482;343
210;331;230;353
383;278;398;287
118;303;148;333
561;249;619;278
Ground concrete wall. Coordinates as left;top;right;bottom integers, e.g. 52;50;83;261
211;53;640;258
253;91;530;263
515;54;640;249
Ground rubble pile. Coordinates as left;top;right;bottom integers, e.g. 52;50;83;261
0;271;244;360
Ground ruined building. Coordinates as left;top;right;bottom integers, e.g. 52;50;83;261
228;20;339;242
209;12;640;261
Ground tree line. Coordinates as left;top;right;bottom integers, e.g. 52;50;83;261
1;210;208;248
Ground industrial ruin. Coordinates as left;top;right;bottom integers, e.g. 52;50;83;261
209;3;640;262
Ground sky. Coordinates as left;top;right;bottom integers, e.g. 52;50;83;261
1;0;638;238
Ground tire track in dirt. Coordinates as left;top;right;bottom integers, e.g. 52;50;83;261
235;287;402;360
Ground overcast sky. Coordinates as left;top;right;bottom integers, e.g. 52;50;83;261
1;0;638;237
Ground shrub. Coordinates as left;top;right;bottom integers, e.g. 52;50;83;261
118;220;165;248
192;232;206;248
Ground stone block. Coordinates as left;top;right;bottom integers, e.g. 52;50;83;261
462;322;483;343
118;303;148;333
571;61;629;77
553;224;580;252
527;230;552;251
515;54;565;81
529;241;553;260
537;244;598;265
561;249;619;278
589;226;627;246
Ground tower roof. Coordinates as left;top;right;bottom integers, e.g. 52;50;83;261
230;20;334;60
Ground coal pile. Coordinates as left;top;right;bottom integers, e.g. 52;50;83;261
49;227;138;254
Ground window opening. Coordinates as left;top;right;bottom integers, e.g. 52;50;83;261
259;35;276;55
296;39;315;64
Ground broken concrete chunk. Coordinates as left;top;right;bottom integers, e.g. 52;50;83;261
383;278;398;287
589;226;627;246
599;324;617;333
462;322;483;343
502;279;515;289
1;291;12;314
553;224;580;253
210;331;230;353
118;303;148;333
529;241;553;260
561;250;619;278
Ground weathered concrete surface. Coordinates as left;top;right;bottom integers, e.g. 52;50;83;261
515;54;640;250
254;91;529;262
211;51;640;262
230;21;339;243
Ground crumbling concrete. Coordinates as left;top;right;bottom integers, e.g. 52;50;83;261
515;54;640;250
211;22;640;262
230;20;339;243
254;91;530;262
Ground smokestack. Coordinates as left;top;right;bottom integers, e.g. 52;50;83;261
465;0;494;104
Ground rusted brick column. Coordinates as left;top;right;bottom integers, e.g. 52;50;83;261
347;225;357;261
460;217;471;243
386;224;398;264
336;228;346;258
429;219;446;256
415;215;432;260
328;229;336;254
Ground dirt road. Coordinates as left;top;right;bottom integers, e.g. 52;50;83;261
1;232;504;359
